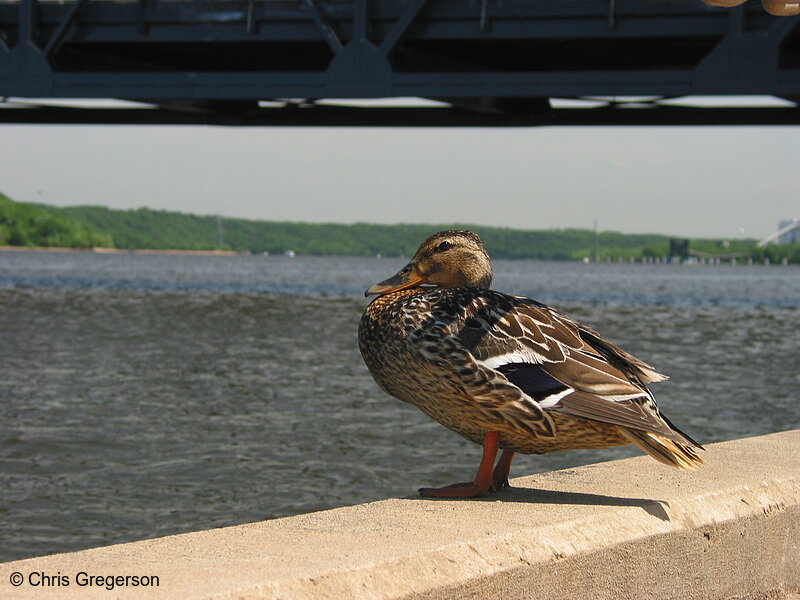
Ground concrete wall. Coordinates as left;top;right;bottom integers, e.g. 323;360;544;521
2;429;798;600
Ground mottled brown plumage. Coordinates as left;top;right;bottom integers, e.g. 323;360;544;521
359;230;703;497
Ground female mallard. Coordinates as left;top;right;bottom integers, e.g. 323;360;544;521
359;230;703;498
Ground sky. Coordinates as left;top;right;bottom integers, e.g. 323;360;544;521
2;99;798;240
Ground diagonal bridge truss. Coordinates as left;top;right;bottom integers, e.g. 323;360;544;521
0;0;799;126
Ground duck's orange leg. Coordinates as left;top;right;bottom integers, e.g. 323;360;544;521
419;431;501;498
492;449;515;490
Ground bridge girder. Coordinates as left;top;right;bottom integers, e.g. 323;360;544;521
1;0;799;125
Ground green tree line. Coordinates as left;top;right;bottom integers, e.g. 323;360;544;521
25;203;685;259
2;194;796;263
0;193;113;248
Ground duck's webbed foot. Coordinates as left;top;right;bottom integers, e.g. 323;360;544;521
418;481;487;498
419;432;514;498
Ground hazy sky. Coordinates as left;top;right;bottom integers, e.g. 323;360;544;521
2;104;798;240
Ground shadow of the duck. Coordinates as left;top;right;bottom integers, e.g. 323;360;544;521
408;487;671;522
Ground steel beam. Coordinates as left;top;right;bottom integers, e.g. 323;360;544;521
42;0;91;58
1;102;798;126
0;0;799;125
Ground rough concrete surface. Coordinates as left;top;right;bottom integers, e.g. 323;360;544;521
1;430;798;600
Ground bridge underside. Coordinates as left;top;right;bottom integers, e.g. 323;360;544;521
1;0;799;126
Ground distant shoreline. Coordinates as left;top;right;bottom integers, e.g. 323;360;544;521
4;193;796;263
0;246;241;256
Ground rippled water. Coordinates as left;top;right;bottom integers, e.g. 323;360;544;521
1;251;798;562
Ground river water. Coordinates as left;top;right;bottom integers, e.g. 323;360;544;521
1;251;798;561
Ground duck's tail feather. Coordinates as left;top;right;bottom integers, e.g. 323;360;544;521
621;429;705;471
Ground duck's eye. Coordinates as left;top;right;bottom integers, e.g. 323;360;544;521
436;241;451;252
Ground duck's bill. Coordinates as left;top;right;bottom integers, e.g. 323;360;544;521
365;264;428;296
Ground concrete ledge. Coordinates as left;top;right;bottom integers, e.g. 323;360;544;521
2;430;799;600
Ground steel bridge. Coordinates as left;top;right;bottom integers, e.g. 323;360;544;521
1;0;799;126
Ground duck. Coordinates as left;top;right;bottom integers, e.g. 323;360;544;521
358;229;703;498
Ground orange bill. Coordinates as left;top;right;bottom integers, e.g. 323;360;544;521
365;263;428;296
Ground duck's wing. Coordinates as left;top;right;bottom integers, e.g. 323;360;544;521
451;291;698;447
407;290;558;439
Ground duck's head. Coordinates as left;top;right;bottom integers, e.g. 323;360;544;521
365;230;493;297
